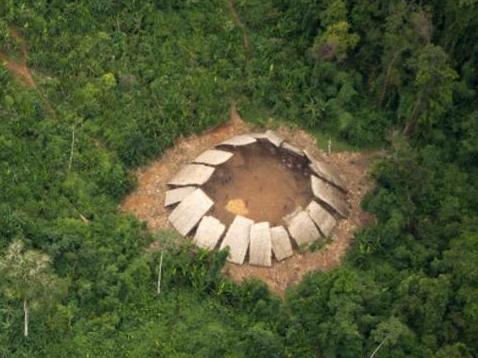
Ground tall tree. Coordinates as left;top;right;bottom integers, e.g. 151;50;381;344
369;317;413;357
310;0;359;63
401;44;457;135
377;2;430;107
0;241;63;337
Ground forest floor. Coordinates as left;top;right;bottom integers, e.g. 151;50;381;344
121;105;382;296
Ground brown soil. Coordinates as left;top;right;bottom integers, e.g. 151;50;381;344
223;147;380;297
121;105;249;231
0;29;36;88
121;105;382;296
202;143;313;226
1;28;56;118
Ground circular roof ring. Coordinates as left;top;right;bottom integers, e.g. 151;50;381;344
165;131;350;267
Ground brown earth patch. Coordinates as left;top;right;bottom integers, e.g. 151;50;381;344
121;105;249;230
1;28;57;119
121;105;382;296
202;142;313;226
223;149;380;296
0;29;36;88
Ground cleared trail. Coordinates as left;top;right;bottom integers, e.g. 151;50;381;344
1;29;56;118
227;0;251;61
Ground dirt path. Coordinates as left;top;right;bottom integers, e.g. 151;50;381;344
0;29;36;88
121;105;382;296
0;52;35;87
1;29;56;117
227;0;251;60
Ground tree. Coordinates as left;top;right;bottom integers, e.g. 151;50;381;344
0;240;63;337
438;234;478;350
310;0;359;63
401;44;457;135
369;317;413;357
376;2;430;107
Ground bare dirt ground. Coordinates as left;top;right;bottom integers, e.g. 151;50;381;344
202;143;313;226
121;106;249;231
121;106;382;296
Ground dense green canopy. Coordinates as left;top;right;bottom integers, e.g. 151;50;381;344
1;0;477;356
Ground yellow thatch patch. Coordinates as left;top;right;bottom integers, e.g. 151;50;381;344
225;199;249;216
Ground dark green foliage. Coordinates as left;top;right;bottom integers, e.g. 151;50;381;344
1;0;477;356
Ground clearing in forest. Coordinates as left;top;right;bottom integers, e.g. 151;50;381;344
202;142;314;226
121;106;381;295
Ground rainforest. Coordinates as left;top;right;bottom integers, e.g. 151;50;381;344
1;1;477;357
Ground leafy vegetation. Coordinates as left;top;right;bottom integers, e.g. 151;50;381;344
1;0;477;356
